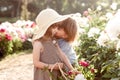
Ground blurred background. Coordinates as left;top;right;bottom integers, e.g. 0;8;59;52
0;0;120;23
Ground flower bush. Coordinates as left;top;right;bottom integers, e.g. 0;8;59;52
0;20;37;60
76;32;120;80
74;9;120;80
77;60;97;80
0;31;13;58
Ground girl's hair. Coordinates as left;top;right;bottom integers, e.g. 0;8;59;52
59;17;78;42
40;23;58;41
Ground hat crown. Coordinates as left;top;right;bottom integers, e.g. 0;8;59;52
36;8;61;28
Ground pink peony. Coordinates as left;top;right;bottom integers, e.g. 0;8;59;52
67;71;73;75
83;10;89;17
5;34;12;41
90;68;95;73
0;37;2;41
0;28;6;33
79;60;89;67
31;22;36;28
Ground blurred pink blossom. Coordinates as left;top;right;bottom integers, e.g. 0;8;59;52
79;60;89;67
5;33;12;41
83;10;89;17
90;68;95;73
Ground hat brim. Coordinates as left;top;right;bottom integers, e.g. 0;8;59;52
32;15;70;41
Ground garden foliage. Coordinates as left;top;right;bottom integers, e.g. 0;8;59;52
74;9;120;80
0;20;36;60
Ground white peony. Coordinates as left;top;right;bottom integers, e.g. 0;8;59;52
105;9;120;41
97;31;110;46
74;74;86;80
88;27;100;37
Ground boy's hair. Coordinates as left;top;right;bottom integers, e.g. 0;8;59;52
59;17;78;42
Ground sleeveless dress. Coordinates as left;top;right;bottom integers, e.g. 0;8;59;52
34;41;66;80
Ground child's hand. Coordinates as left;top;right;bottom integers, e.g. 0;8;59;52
50;62;63;71
57;62;64;68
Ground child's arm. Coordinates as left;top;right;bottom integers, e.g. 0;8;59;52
55;42;80;74
55;42;74;70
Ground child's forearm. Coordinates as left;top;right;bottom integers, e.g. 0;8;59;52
57;46;74;70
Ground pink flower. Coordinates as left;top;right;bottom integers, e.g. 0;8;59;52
31;22;36;28
83;10;89;17
26;24;29;27
90;68;95;73
5;34;12;41
79;60;89;67
67;71;73;75
0;37;2;41
20;34;27;42
0;28;6;33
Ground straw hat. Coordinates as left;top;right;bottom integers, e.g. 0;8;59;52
32;8;69;41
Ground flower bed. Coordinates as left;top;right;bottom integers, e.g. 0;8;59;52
0;20;37;60
73;9;120;80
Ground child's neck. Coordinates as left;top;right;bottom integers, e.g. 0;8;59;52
42;36;52;41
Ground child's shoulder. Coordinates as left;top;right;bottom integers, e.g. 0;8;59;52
33;40;43;47
58;39;70;46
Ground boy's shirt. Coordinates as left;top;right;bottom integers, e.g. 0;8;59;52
57;39;77;65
